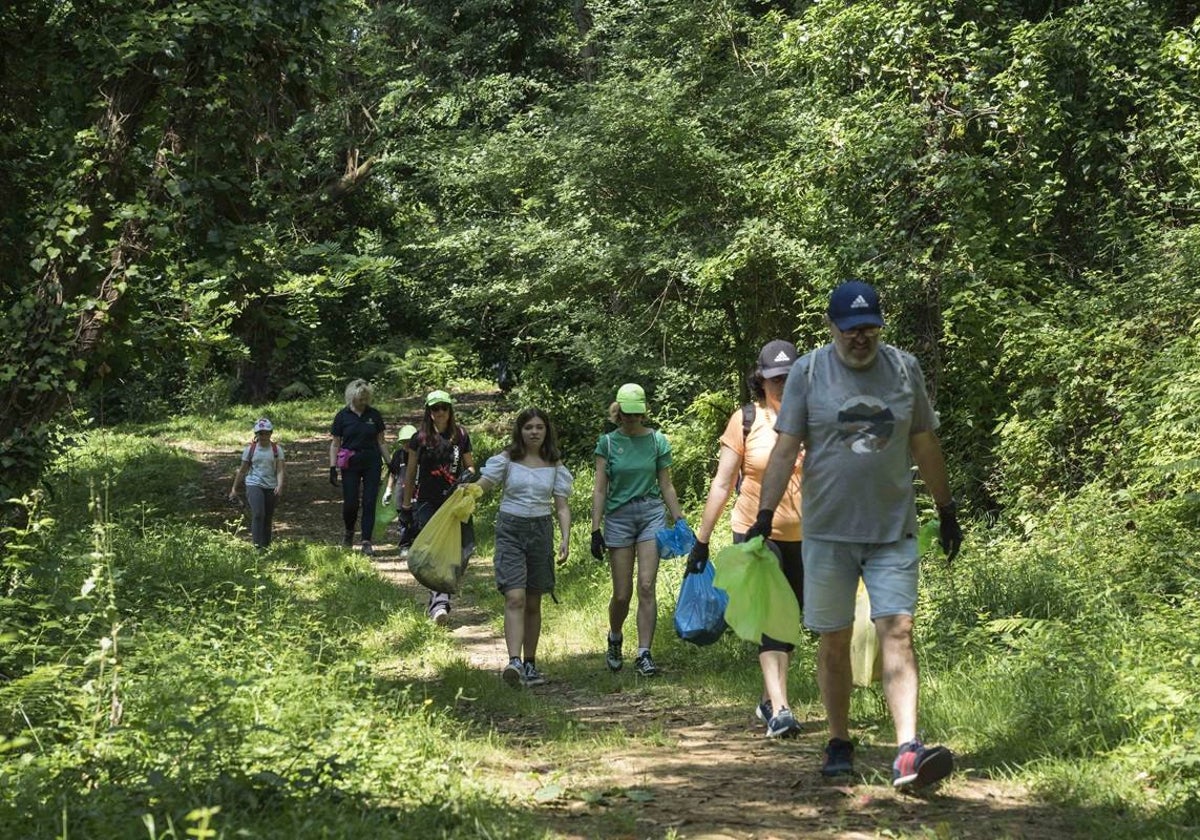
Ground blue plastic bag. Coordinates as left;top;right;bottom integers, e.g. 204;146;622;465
656;518;696;559
673;562;729;646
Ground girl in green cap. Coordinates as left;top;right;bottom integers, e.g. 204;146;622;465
400;390;476;624
590;383;685;677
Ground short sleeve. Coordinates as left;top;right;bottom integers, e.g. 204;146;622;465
481;453;510;485
553;464;574;498
276;446;285;462
593;434;608;459
330;410;344;438
716;409;746;456
459;427;472;453
241;444;252;463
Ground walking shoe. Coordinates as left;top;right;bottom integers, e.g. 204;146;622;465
765;707;801;739
522;661;547;687
755;699;773;724
360;541;374;557
605;634;623;672
821;737;855;777
892;740;954;790
430;606;449;626
502;658;523;688
633;651;659;677
343;532;354;548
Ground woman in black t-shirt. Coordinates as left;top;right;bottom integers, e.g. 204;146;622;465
400;389;475;623
329;378;390;556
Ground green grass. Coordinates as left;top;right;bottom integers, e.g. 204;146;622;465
4;414;1200;838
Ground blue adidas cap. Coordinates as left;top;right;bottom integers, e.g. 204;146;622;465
828;280;884;332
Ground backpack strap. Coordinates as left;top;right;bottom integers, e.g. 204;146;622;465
741;403;756;441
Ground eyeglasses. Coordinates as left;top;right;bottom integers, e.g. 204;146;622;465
840;325;881;338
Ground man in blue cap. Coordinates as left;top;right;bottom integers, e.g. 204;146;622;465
748;280;963;790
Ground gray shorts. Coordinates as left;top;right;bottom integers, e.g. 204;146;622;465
493;512;555;594
603;496;666;548
802;536;919;633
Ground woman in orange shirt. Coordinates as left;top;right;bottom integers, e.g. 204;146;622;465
688;340;805;738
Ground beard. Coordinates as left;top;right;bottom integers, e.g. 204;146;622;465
833;340;878;370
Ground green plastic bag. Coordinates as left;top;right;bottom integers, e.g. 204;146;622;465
372;483;397;543
408;484;483;593
850;581;882;686
712;537;802;646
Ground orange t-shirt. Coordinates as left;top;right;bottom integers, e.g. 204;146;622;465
719;404;803;542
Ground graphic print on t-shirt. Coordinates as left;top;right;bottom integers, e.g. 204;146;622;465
836;396;896;454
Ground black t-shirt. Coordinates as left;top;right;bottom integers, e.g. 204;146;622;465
407;426;472;504
331;406;386;467
387;448;408;477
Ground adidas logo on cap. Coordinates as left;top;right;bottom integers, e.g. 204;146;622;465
773;350;791;362
850;295;870;309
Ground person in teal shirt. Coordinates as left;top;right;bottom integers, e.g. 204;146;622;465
590;383;685;677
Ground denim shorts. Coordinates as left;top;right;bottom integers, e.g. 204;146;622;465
493;512;555;594
603;497;666;548
801;536;918;633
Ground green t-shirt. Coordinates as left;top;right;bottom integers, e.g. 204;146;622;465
594;429;672;514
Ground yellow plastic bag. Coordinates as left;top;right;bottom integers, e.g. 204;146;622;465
408;484;483;593
711;537;802;646
850;581;882;686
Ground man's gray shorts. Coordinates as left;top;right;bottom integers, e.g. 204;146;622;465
493;512;555;593
802;536;919;633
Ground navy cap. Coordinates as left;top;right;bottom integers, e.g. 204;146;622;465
827;281;884;331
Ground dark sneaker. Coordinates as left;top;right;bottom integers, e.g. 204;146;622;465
522;662;547;687
755;699;773;724
821;737;855;777
343;532;354;548
766;707;801;739
360;541;374;557
606;634;623;672
892;740;954;790
633;651;659;677
502;658;523;688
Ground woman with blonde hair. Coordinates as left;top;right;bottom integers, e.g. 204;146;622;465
330;378;389;556
590;383;684;677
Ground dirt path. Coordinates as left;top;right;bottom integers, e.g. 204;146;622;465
194;424;1079;839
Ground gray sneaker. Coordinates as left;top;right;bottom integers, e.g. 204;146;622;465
766;707;801;739
522;661;546;686
502;658;523;688
633;651;659;677
822;737;855;777
756;699;773;724
606;634;623;672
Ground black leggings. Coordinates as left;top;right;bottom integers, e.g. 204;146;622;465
732;533;803;653
342;463;381;541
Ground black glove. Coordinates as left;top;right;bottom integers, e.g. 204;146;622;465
686;541;709;575
456;469;479;485
590;529;605;560
329;466;339;487
745;509;774;542
399;506;414;529
938;500;963;563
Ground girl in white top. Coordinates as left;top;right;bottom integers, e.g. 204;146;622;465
477;407;573;687
229;418;286;549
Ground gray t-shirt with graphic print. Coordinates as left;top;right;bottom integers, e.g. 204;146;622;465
775;343;938;543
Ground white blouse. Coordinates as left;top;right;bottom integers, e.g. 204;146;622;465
481;453;573;518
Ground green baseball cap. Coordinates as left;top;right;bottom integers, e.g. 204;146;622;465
615;383;646;414
425;390;453;407
397;424;418;442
